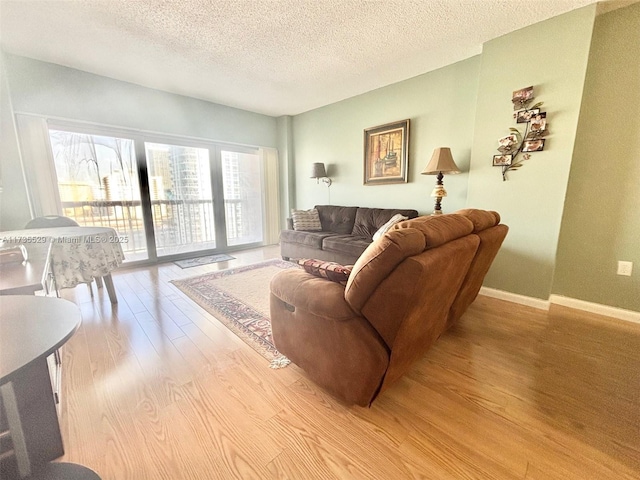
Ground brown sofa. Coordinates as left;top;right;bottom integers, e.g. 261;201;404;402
280;205;419;265
270;209;508;406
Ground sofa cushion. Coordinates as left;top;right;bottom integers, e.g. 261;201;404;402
372;214;409;241
345;228;426;314
291;208;322;231
315;205;358;234
298;259;353;285
391;214;474;248
454;209;501;232
352;208;419;238
280;229;340;249
322;235;372;259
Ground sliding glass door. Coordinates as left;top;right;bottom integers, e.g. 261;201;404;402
221;148;263;247
145;142;216;256
49;129;149;261
48;125;265;263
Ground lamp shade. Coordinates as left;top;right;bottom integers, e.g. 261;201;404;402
421;148;461;175
310;162;327;178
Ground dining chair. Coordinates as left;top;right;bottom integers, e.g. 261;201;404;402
24;216;103;294
24;215;80;229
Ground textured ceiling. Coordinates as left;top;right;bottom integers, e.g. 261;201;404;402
0;0;625;116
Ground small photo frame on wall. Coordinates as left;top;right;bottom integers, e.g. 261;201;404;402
493;154;513;166
512;86;534;109
497;134;518;154
364;119;409;185
522;139;545;152
529;112;547;133
515;108;540;123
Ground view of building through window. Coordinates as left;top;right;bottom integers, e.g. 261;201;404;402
221;150;263;246
48;129;264;262
145;142;215;256
49;130;148;260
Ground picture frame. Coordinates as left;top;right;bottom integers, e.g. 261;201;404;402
364;119;409;185
516;108;540;123
493;154;513;166
512;86;533;109
522;139;545;152
497;133;518;154
529;112;547;133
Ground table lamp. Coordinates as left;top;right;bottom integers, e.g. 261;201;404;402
421;147;461;215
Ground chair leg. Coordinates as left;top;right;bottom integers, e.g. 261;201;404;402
94;277;104;289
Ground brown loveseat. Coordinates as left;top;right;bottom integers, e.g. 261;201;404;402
280;205;419;265
270;209;508;406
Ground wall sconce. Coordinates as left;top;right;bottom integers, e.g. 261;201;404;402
310;162;332;187
421;147;461;215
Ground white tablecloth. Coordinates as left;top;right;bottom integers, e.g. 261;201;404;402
0;226;125;289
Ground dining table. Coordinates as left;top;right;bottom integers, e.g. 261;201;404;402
0;226;125;303
0;295;101;479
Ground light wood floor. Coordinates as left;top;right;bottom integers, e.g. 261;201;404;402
55;246;640;479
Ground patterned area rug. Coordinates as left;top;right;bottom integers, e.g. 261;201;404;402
174;253;235;269
171;258;298;368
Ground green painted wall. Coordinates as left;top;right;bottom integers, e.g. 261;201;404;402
465;5;597;300
277;115;295;226
553;3;640;312
292;56;481;214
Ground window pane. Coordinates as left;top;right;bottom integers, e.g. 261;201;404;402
145;142;216;256
222;150;263;246
49;129;148;261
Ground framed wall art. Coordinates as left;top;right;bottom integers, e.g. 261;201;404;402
494;85;550;181
363;119;409;185
493;154;513;166
522;139;545;152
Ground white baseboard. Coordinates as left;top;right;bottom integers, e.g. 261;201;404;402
477;287;640;323
479;287;550;310
549;295;640;324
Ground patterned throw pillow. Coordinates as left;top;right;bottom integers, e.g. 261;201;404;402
298;258;353;285
372;213;409;241
291;208;322;231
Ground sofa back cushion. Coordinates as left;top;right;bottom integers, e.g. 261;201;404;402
390;214;475;248
453;208;501;232
446;209;508;329
372;214;409;241
368;234;480;396
315;205;358;234
345;214;474;316
345;228;426;314
351;207;419;238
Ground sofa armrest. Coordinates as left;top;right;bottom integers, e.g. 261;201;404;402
270;269;355;320
270;268;389;406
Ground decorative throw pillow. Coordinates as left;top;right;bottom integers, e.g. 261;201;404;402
291;208;322;231
372;213;409;241
298;258;353;285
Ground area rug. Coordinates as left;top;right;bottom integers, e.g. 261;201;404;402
171;258;299;368
174;253;235;268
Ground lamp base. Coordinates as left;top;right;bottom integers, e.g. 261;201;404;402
432;192;444;215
